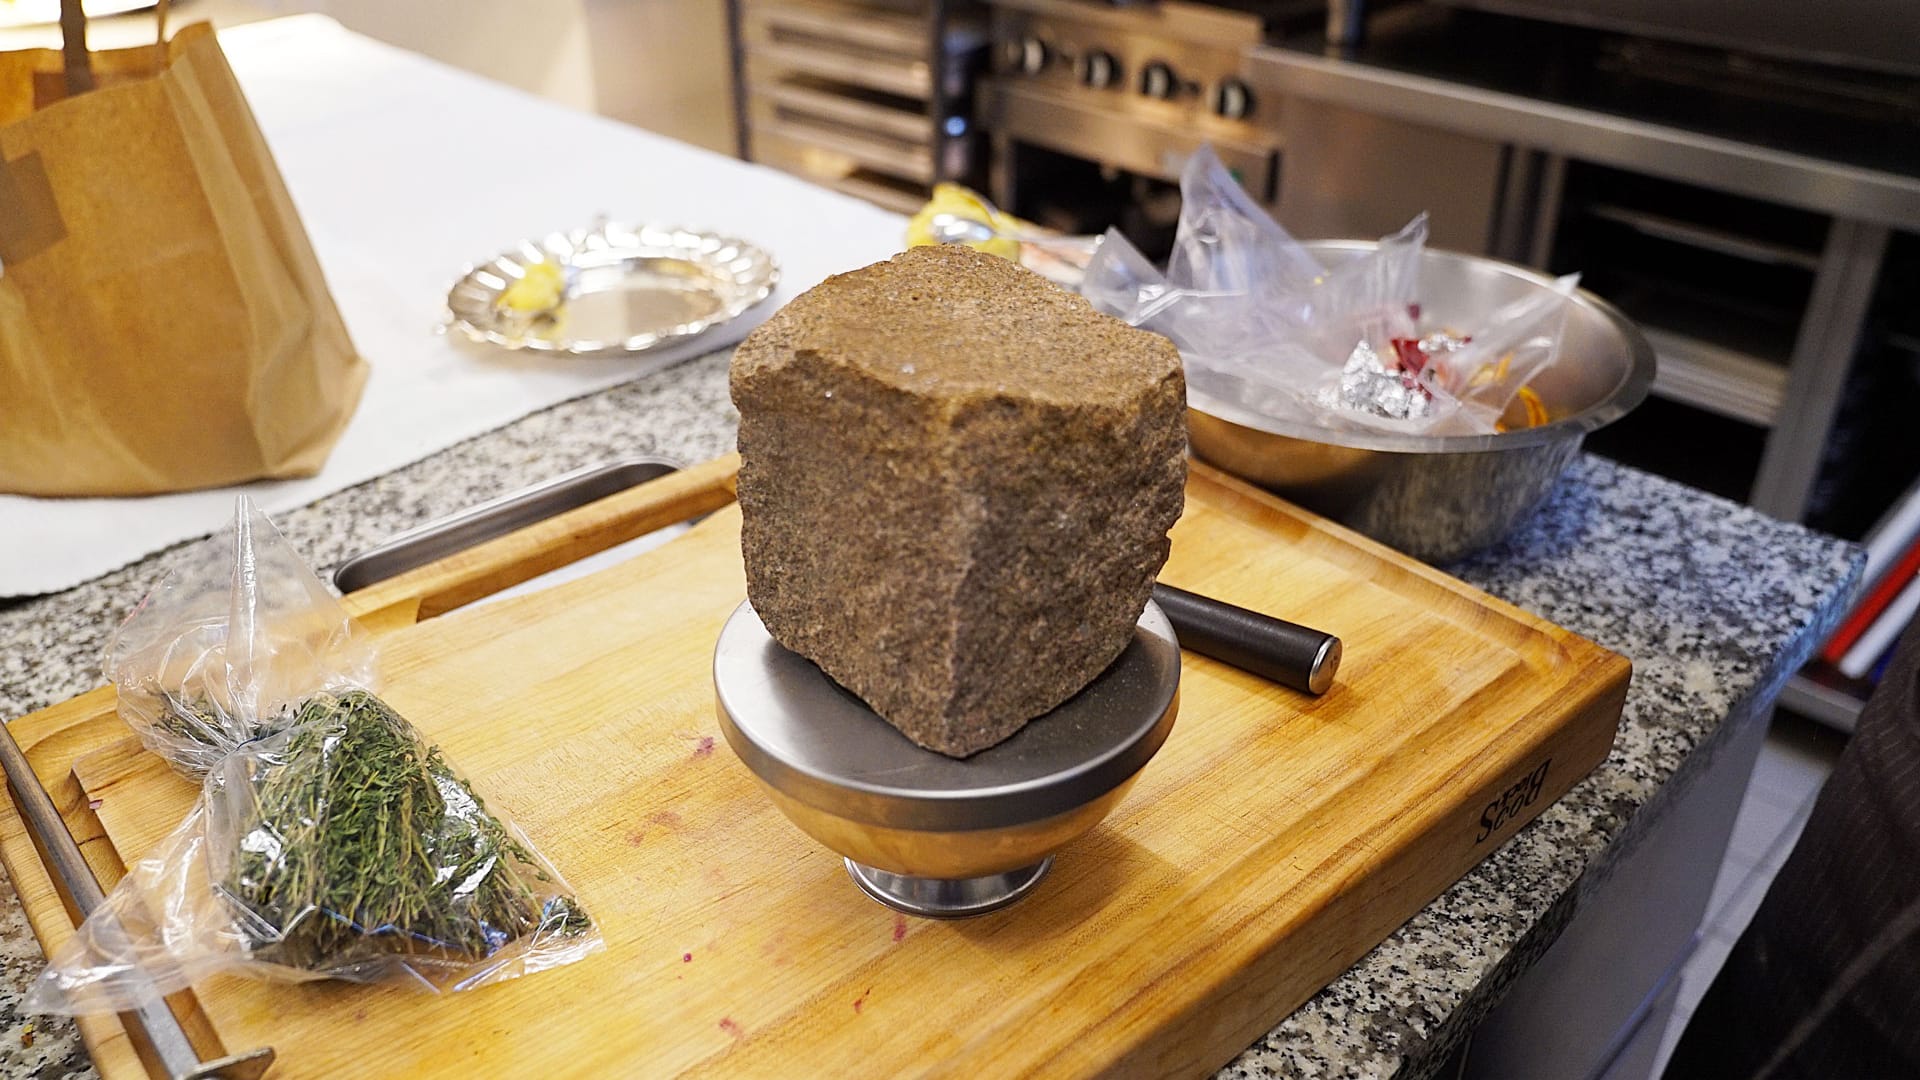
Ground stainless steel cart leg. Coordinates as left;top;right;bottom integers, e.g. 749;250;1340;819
1751;218;1892;522
0;723;275;1080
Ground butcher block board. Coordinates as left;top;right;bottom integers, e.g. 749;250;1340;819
1;456;1629;1079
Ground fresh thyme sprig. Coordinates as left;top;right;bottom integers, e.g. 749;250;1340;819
221;690;591;974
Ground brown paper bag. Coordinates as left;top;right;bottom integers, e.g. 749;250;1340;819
0;7;367;497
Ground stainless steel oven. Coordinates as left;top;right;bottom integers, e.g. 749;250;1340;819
976;0;1306;252
973;0;1519;256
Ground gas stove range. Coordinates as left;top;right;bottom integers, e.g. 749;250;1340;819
986;0;1318;128
977;0;1316;225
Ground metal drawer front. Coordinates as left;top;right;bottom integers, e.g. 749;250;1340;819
744;37;933;99
750;107;936;183
750;77;932;143
748;131;930;213
746;0;930;57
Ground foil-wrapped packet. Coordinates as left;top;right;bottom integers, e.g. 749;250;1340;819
1316;340;1433;421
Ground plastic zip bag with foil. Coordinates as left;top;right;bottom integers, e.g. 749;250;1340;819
1082;146;1579;436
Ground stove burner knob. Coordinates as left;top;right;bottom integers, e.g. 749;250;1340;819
1140;61;1177;100
1076;50;1119;89
1212;77;1254;119
1011;36;1050;75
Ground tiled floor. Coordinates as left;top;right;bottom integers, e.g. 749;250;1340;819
1650;711;1851;1074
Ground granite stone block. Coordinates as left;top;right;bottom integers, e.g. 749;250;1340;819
730;245;1187;757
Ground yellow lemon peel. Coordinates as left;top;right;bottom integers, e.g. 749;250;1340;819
497;259;566;315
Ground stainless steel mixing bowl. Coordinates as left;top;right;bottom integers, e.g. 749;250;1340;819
1185;242;1655;564
714;600;1181;918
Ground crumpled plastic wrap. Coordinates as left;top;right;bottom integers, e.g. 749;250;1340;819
905;182;1103;288
1082;146;1579;436
30;498;600;1015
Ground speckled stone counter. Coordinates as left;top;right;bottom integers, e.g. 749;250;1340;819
0;349;1860;1079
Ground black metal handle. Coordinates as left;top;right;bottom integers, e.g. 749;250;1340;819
332;459;679;593
1151;583;1342;695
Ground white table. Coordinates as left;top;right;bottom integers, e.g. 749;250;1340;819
0;14;906;595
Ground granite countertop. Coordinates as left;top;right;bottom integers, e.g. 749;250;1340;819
0;349;1860;1079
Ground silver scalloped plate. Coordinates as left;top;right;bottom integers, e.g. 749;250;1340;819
445;221;778;357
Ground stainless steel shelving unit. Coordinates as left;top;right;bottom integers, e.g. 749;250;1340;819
1779;675;1864;733
1244;38;1915;513
1564;199;1809;428
1641;327;1788;428
730;0;985;213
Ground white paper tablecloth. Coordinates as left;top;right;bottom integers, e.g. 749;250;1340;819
0;14;907;596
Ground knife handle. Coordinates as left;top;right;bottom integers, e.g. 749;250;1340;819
1150;583;1342;695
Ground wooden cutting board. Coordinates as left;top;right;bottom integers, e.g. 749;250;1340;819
3;456;1629;1079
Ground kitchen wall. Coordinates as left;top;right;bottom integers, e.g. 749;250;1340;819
12;0;740;154
272;0;602;113
583;0;736;157
286;0;736;153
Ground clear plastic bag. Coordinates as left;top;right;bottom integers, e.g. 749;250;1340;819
30;498;600;1016
102;501;377;779
1083;145;1576;437
1426;272;1581;431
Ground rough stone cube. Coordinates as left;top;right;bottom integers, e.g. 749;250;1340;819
731;244;1186;757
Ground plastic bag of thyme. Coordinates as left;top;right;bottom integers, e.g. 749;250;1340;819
29;497;600;1015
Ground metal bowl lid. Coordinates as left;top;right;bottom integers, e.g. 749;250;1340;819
714;600;1180;833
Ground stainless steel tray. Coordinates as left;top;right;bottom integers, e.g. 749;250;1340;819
445;222;776;357
749;75;934;143
749;108;936;183
749;131;935;213
743;36;934;99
